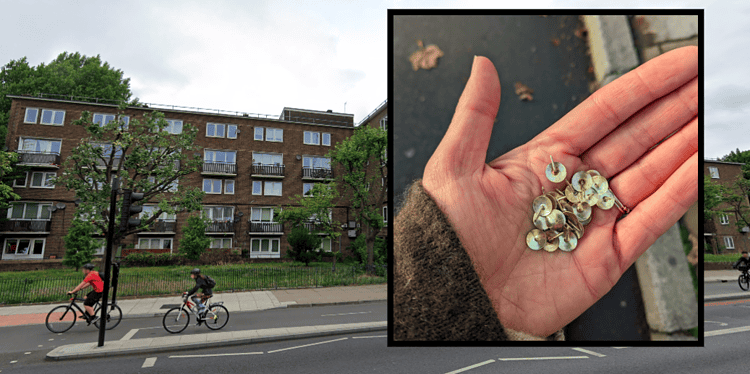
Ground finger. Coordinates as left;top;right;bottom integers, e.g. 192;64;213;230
427;56;501;177
608;117;697;209
614;153;698;268
536;46;698;155
580;76;697;178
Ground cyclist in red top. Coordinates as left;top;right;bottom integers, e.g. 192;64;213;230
67;263;104;325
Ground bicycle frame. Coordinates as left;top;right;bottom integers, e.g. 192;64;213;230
177;295;222;321
54;294;91;322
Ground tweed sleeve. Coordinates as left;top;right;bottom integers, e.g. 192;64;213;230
393;180;564;341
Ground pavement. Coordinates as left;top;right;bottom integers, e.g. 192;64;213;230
704;270;750;303
0;284;386;360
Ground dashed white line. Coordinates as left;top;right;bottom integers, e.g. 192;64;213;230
24;352;30;355
704;320;729;326
706;326;750;337
352;335;387;339
612;347;629;349
267;337;349;353
169;352;263;358
445;359;496;374
121;329;139;341
321;312;372;316
142;357;157;368
572;348;606;357
498;356;589;361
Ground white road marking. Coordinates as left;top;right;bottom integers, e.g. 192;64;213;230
170;352;263;358
321;312;372;316
704;320;729;326
706;325;750;337
24;352;30;355
38;345;43;348
352;335;387;339
572;348;606;357
612;347;629;349
48;338;54;341
142;357;157;368
498;356;589;361
268;337;349;353
10;361;17;364
121;329;139;341
445;359;495;374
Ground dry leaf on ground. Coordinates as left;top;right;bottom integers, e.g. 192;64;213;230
409;40;445;71
514;82;534;101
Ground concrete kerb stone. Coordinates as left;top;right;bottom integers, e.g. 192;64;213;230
46;321;387;361
582;15;640;85
705;294;750;303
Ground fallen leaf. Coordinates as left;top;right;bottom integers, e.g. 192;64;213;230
514;82;534;101
551;38;560;46
409;40;445;71
574;27;588;39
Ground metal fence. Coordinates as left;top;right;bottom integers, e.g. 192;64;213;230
0;265;387;305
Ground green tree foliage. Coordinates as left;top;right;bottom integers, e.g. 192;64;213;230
285;226;323;266
351;234;386;268
62;218;100;271
179;215;212;261
704;174;722;220
328;125;387;274
721;148;750;179
0;151;20;211
55;109;205;262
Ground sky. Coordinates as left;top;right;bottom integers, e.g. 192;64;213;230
0;0;729;140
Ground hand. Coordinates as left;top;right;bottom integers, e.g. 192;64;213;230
422;47;697;337
67;291;73;295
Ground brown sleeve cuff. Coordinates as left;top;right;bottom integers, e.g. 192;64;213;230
393;180;564;341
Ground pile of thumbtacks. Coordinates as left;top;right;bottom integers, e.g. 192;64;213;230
526;156;630;252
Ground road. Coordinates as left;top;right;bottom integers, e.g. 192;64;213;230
705;279;747;296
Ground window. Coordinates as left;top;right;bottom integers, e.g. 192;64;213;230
94;239;106;255
120;115;130;129
19;138;61;155
303;183;314;197
203;179;223;194
251;207;276;222
264;181;282;196
206;123;226;138
7;202;52;220
709;167;720;179
138;238;173;252
320;238;332;252
720;214;730;225
724;236;735;249
250;238;280;257
40;109;65;125
210;238;232;249
24;108;39;124
204;150;236;164
225;180;235;194
164;119;183;134
227;125;238;139
4;238;45;256
148;176;179;192
252;152;282;165
253;181;262;195
203;206;234;221
380;116;388;131
302;156;331;169
266;128;283;142
93;113;116;127
383;206;388;225
140;205;176;221
304;131;320;145
13;172;28;188
30;172;55;188
322;133;331;146
254;127;264;140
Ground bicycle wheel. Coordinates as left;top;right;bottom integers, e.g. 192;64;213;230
94;304;123;330
740;274;750;291
46;305;77;333
204;304;229;330
163;307;190;333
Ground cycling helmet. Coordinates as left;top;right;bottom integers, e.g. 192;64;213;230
83;263;95;270
190;268;201;275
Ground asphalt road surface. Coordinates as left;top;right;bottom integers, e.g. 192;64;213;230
705;279;747;296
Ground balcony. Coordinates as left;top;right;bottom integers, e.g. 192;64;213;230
302;167;334;180
0;220;51;234
16;151;60;168
251;164;285;178
140;220;177;235
147;159;180;171
202;162;237;176
249;222;284;235
206;221;235;234
303;222;328;235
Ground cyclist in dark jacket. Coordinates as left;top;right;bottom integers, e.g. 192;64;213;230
183;268;213;318
734;252;750;271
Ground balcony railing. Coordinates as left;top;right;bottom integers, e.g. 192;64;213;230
16;151;60;166
303;222;328;233
202;162;237;175
206;221;235;233
0;220;51;233
249;222;284;233
252;164;285;177
147;220;177;233
302;167;333;180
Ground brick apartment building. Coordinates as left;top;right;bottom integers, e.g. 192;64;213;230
704;159;750;254
0;94;388;263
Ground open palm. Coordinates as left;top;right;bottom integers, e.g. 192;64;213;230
422;47;697;337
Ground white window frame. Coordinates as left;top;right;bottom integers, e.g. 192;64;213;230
250;207;277;223
302;156;331;170
13;172;29;188
720;214;730;225
320;237;332;252
94;238;106;255
140;205;177;221
383;206;388;225
3;238;46;259
203;178;223;194
254;127;264;141
265;128;283;142
380;116;388;131
206;123;226;138
40;109;65;126
709;167;720;179
264;181;282;196
210;238;232;249
93;113;116;127
137;237;174;252
203;206;234;221
252;152;283;166
250;238;280;258
304;131;320;145
225;180;235;195
19;137;62;155
204;149;237;164
164;119;183;134
7;202;53;220
322;133;331;146
252;181;262;195
227;124;238;139
119;115;130;130
29;172;56;189
724;236;735;249
303;183;314;197
24;108;39;124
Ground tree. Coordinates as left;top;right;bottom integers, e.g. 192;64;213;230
275;183;342;265
286;226;323;266
328;125;387;274
0;151;20;211
704;174;722;220
180;215;212;260
62;218;100;271
55;108;205;263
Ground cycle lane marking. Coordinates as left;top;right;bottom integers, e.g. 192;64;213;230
705;325;750;337
121;329;139;341
267;337;349;353
142;357;157;368
170;352;263;358
572;348;606;357
444;359;496;374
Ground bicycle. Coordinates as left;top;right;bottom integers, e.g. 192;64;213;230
45;292;123;333
739;267;750;291
162;294;229;334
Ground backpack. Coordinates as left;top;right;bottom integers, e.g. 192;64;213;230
203;275;216;289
